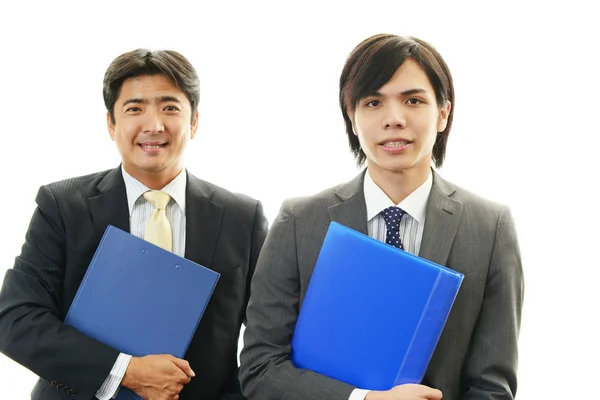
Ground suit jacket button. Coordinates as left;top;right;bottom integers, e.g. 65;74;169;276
51;380;58;386
57;384;64;390
69;389;77;396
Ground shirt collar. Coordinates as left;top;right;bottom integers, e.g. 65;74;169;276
121;166;187;216
363;168;433;223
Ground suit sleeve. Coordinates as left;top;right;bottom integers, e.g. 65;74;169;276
239;200;355;400
0;185;120;398
461;207;524;399
245;200;269;319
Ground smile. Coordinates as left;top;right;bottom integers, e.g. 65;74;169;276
379;140;411;153
138;143;167;149
381;141;409;147
138;142;167;153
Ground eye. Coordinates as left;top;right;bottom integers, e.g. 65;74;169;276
164;105;181;112
125;107;142;112
406;98;423;105
365;100;382;108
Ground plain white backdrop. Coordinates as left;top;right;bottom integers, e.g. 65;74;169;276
0;1;598;398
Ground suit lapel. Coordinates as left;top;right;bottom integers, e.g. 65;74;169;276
418;171;463;266
328;171;369;234
184;172;223;271
87;167;130;242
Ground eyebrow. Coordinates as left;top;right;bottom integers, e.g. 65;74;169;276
366;88;428;98
122;96;183;107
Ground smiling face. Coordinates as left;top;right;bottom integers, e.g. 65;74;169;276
107;74;198;187
350;58;450;182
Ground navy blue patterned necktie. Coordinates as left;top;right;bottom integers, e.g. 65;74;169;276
381;206;405;250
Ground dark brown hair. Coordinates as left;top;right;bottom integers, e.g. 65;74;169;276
339;34;455;167
103;49;200;124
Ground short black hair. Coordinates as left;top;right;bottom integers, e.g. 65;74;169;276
339;34;455;167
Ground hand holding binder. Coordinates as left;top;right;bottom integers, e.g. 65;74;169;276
365;383;443;400
291;222;464;390
120;354;196;399
64;225;220;400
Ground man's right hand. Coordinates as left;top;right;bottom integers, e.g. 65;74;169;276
365;384;443;400
121;354;195;400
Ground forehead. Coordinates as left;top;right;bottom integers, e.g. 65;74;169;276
378;59;435;94
117;74;186;102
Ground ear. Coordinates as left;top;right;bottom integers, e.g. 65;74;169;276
437;101;452;132
190;110;199;139
107;112;116;141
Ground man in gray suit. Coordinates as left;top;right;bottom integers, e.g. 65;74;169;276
239;34;524;400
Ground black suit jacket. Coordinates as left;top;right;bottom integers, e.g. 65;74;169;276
0;167;268;400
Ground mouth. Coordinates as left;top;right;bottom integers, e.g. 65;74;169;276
138;141;168;153
379;140;412;152
138;142;167;149
380;140;410;147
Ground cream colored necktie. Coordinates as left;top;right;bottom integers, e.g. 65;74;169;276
143;190;172;252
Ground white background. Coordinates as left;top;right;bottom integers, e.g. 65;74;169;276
0;1;598;398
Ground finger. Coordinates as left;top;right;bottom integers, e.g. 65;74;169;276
175;370;192;386
171;357;195;377
167;383;185;395
410;384;441;399
425;388;443;400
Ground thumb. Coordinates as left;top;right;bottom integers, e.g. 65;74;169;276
171;357;195;377
426;388;443;400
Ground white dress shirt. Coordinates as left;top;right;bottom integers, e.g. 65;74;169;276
350;168;433;400
95;167;187;400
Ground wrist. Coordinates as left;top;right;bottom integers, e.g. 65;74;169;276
121;356;140;389
365;391;383;400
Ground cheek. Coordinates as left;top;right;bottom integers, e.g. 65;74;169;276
115;124;137;142
166;122;189;139
414;115;440;142
354;117;377;140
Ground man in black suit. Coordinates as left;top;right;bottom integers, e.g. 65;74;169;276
0;49;267;400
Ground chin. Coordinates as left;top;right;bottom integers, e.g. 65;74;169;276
132;163;164;173
388;167;412;174
375;160;413;173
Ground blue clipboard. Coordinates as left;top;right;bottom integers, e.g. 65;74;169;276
65;225;220;399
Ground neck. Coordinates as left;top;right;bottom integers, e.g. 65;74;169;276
367;163;430;204
123;165;183;190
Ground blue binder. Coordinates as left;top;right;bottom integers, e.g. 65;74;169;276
64;225;220;400
290;222;463;390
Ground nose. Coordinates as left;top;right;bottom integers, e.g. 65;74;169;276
142;107;165;134
382;102;406;130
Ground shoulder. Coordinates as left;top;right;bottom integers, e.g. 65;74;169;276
274;172;364;218
276;180;358;222
187;173;261;215
435;172;511;223
285;185;343;211
453;185;505;212
40;169;115;202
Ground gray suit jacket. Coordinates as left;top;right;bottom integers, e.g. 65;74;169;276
239;170;523;400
